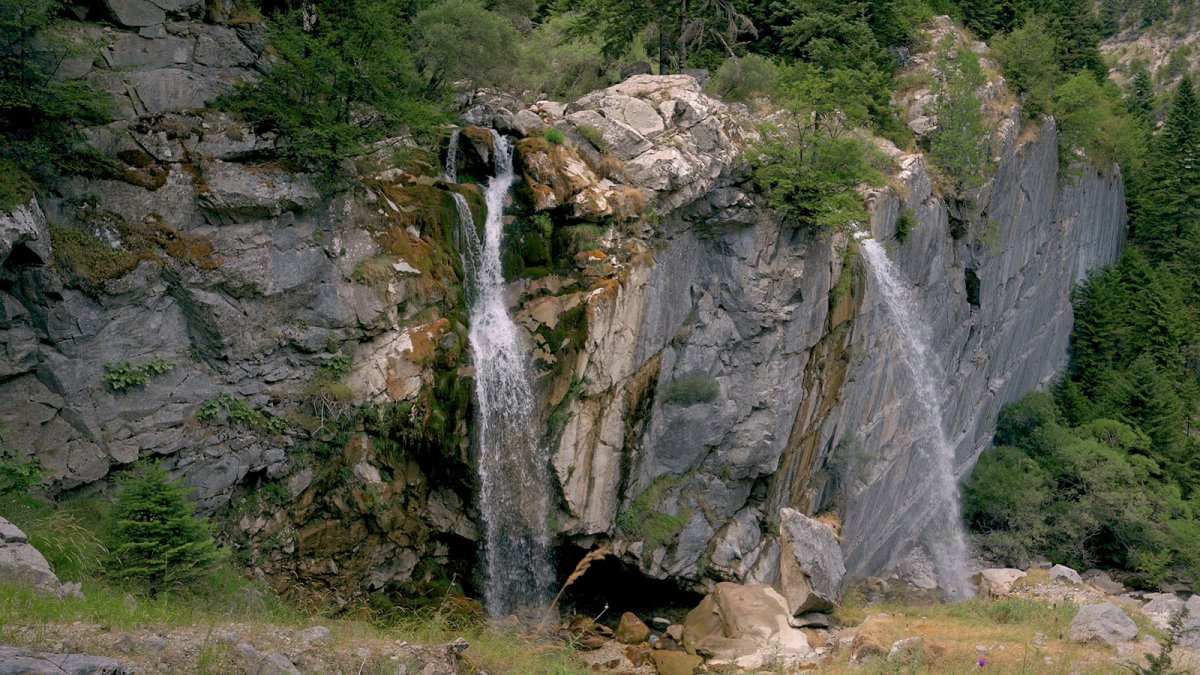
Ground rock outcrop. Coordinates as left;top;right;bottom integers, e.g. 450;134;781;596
0;12;1126;604
0;518;64;597
0;645;131;675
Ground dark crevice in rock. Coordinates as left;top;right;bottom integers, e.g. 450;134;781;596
2;243;46;271
965;267;981;308
554;545;702;623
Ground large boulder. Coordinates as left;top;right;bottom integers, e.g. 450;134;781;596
777;508;845;614
649;651;702;675
1070;602;1139;646
977;568;1027;597
682;583;812;669
0;517;62;596
1141;593;1186;631
1048;564;1082;585
615;612;651;645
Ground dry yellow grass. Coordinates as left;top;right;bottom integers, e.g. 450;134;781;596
826;590;1142;674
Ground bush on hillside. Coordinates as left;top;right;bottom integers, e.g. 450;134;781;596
105;465;220;593
709;54;779;104
966;393;1200;588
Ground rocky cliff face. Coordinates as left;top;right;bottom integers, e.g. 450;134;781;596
0;12;1124;603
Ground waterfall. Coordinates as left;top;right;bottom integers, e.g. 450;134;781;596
445;128;461;183
857;235;974;600
457;131;554;617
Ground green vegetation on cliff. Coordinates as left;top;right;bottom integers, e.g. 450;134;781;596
0;0;110;207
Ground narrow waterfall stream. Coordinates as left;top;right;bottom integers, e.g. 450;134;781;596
444;128;460;183
858;236;974;600
454;132;554;617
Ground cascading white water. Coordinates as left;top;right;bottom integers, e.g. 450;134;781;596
455;132;554;617
858;235;975;600
444;128;461;183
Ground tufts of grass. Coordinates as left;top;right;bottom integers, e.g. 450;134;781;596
575;124;608;152
0;158;34;212
826;590;1144;674
544;127;566;145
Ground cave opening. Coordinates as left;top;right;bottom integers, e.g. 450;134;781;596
553;545;704;626
2;243;44;273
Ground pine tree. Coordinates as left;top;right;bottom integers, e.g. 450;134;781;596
1134;78;1200;260
1125;68;1157;127
106;464;220;593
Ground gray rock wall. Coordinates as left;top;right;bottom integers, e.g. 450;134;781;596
0;8;1126;600
828;122;1126;582
540;93;1124;590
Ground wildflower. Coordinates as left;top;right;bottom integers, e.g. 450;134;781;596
978;657;987;667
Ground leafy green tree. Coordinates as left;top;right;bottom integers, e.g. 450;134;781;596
963;445;1053;562
927;37;993;201
1052;73;1145;170
220;0;442;177
105;465;220;593
751;64;887;230
411;0;521;91
991;15;1062;118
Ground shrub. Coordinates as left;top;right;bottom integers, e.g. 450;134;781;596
0;158;33;212
751;64;888;231
709;54;778;104
544;127;566;145
49;226;138;286
991;15;1063;119
105;464;220;593
616;473;690;548
197;394;287;435
664;373;719;406
895;207;916;243
0;453;43;496
103;358;175;392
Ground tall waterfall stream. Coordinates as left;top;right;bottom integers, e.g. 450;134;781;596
858;235;975;600
453;132;554;617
